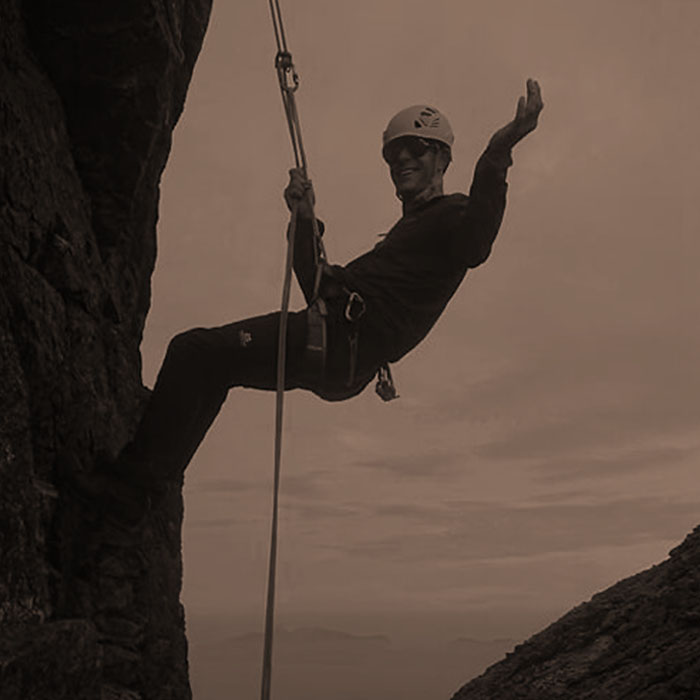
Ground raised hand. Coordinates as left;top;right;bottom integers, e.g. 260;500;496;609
489;78;544;150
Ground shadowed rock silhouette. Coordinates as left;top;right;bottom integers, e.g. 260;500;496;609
451;525;700;699
0;2;211;698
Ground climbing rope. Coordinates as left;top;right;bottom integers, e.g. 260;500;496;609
261;3;325;699
268;0;326;297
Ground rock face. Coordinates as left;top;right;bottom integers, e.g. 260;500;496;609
0;1;211;698
451;525;700;700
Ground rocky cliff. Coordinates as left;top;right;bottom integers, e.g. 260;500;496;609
0;1;211;698
451;525;700;699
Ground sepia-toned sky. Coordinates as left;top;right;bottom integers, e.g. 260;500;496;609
143;0;699;645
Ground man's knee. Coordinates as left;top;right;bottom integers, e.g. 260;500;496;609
168;327;211;356
165;328;226;380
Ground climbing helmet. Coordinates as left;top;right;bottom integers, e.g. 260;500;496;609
382;105;454;162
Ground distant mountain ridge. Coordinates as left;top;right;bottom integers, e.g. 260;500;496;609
451;524;700;699
229;626;391;648
449;637;518;648
188;621;516;700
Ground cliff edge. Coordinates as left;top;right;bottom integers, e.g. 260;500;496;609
0;2;212;698
451;525;700;699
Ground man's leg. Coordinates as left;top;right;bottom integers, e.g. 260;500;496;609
123;310;311;485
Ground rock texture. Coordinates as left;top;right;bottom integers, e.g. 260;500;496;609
0;1;211;698
451;525;700;699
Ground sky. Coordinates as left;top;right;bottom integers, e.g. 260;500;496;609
142;0;700;695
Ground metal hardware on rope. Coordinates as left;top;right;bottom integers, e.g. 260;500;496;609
275;51;299;93
268;0;327;280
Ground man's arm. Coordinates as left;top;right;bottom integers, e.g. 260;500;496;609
284;169;323;305
459;78;544;267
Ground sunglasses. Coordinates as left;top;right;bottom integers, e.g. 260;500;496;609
382;136;437;164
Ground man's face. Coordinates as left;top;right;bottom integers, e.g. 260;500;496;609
384;137;444;201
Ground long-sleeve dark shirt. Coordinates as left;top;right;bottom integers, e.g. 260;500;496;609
294;143;513;363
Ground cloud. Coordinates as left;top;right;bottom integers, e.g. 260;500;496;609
282;501;360;521
355;450;465;477
473;415;694;462
426;326;700;471
329;497;700;564
433;332;699;429
185;470;331;499
370;502;448;521
529;445;694;483
281;472;333;500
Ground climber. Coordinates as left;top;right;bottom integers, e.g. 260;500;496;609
70;79;543;525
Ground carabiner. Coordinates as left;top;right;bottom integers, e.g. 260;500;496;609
275;51;299;93
344;291;366;323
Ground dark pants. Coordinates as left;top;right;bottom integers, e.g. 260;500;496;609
126;307;378;483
